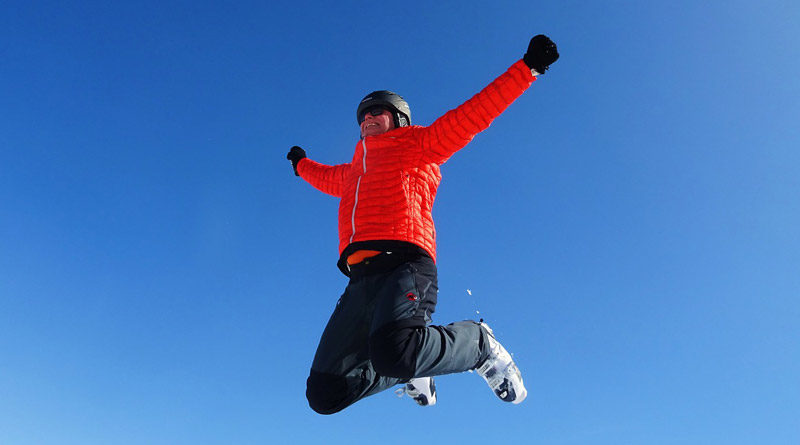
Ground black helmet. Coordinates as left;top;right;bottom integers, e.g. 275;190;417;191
357;90;411;128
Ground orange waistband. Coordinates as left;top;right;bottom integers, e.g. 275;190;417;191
346;250;383;265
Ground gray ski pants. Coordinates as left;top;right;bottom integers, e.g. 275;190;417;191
306;253;489;414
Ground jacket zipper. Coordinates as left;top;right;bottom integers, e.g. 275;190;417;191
350;138;367;243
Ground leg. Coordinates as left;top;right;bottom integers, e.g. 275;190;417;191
367;256;490;379
306;278;401;414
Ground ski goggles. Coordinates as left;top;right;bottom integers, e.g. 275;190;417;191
358;106;389;123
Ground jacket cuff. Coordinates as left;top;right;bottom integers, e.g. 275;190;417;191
295;157;308;177
513;58;537;81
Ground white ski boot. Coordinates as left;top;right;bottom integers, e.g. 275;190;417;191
404;377;437;406
476;322;527;404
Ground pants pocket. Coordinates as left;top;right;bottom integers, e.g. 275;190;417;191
371;260;438;333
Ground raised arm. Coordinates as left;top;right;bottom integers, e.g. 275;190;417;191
417;35;559;165
287;146;349;198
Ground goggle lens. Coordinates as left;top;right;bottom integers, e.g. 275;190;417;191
359;106;388;123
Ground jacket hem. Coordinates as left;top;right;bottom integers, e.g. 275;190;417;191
337;240;433;276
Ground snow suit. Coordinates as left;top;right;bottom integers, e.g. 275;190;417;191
300;60;536;414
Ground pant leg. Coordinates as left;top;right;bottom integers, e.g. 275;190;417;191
367;256;490;379
306;276;401;415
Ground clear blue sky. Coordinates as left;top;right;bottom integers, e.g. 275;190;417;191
2;1;799;444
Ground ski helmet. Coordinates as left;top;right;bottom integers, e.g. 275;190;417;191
357;90;411;128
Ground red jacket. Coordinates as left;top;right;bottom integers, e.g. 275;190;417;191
298;60;536;273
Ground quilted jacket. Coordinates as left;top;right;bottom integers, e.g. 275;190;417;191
297;60;536;274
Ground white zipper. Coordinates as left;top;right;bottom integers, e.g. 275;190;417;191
349;139;368;243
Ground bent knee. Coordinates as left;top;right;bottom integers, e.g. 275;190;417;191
306;370;350;415
369;325;421;379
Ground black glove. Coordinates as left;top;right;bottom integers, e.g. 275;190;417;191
286;146;306;176
523;34;559;74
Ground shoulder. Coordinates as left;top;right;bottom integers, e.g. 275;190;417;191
389;125;426;137
388;125;430;145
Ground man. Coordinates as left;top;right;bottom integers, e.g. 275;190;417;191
286;35;559;415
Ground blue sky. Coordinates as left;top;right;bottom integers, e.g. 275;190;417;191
2;1;799;444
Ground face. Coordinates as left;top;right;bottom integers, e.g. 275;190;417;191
359;107;395;138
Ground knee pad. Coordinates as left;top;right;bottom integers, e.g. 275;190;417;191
306;370;351;415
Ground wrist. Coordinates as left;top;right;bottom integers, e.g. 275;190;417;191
294;157;307;176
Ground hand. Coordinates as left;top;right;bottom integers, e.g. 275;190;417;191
286;146;306;176
523;34;559;74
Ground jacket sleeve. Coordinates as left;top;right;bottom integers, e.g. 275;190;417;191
417;59;536;165
296;158;349;198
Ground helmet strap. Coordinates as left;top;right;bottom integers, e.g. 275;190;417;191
396;113;409;128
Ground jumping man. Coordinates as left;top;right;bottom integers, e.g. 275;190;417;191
286;34;559;414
